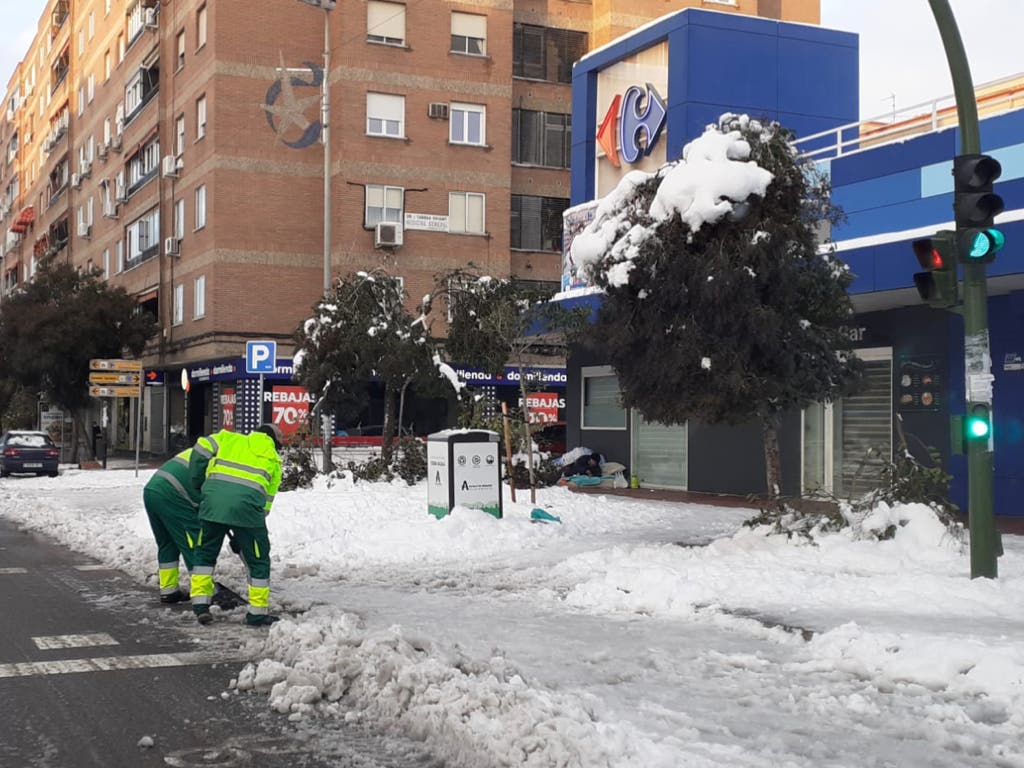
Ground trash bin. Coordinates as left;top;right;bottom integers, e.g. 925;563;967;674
427;429;502;520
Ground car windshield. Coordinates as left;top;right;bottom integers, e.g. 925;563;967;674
7;434;52;447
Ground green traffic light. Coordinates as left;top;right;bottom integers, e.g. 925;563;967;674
967;416;990;439
962;227;1005;261
987;227;1005;252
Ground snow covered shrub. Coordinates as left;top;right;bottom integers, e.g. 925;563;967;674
392;437;427;485
279;434;318;491
508;456;561;488
345;454;391;483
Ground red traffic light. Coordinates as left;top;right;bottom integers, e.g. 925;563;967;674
913;243;942;274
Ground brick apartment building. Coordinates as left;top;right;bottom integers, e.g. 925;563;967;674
0;0;819;454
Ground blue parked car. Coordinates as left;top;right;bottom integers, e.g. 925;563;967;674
0;431;60;478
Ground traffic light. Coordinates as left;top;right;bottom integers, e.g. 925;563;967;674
965;402;992;442
912;231;957;307
953;153;1004;264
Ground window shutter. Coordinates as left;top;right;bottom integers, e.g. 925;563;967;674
368;1;405;41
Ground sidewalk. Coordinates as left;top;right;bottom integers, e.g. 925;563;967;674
566;484;1024;534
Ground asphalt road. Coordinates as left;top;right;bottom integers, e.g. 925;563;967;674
0;517;439;768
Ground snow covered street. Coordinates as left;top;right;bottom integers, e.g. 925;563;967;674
1;468;1022;767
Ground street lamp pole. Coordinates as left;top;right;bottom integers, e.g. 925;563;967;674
320;6;331;295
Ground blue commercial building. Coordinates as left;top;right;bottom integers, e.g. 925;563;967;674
560;8;1023;516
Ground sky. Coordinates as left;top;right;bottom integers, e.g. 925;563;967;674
0;1;1021;120
1;464;1022;766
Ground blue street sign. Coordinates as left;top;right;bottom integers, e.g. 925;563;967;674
245;340;277;374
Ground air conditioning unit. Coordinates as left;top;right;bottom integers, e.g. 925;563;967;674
81;160;92;177
428;102;449;120
162;155;179;178
144;7;158;28
77;222;92;238
97;144;108;160
111;134;123;152
114;184;128;202
164;236;180;256
374;221;403;248
71;172;82;189
103;200;118;219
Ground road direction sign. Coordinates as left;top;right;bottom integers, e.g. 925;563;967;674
88;372;141;385
90;358;143;372
246;340;277;374
89;385;141;398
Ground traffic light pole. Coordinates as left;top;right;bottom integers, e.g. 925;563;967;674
928;0;998;578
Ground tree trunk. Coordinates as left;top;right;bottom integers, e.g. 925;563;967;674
381;381;398;465
518;371;537;505
71;408;87;463
761;415;783;500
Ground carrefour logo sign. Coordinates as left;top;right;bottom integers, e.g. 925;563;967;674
596;83;667;168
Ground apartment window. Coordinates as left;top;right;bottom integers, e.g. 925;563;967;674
451;12;485;55
77;86;85;115
513;109;571;168
104;50;111;80
449;192;484;234
126;206;159;265
126;135;159;193
364;184;402;226
582;366;626;429
88;11;95;39
175;115;185;156
195;184;206;229
366;93;404;138
194;275;205;319
87;73;95;102
172;283;184;325
124;61;159;123
105;0;111;16
117;34;124;63
116;239;124;272
367;1;405;46
127;2;145;45
449;103;485;146
511;194;568;252
103;117;111;145
174;198;185;239
176;31;185;70
102;248;109;279
197;5;207;49
513;23;586;84
196;95;206;138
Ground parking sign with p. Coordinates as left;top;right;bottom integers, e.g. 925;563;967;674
246;340;277;374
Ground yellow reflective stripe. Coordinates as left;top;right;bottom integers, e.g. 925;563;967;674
185;531;194;549
190;573;215;604
213;458;271;481
248;586;269;610
158;566;179;592
253;540;261;559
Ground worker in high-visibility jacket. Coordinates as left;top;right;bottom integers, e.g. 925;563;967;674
188;423;283;627
143;448;203;603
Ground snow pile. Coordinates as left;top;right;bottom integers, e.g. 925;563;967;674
237;606;686;768
570;117;774;287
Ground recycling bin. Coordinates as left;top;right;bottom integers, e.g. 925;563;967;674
427;429;502;519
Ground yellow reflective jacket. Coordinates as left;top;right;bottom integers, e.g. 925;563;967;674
188;430;281;528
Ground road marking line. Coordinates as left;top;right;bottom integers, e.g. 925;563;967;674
0;652;233;679
0;567;28;574
73;564;112;571
33;633;119;650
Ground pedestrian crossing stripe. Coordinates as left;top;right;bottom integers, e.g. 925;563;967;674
0;651;232;679
33;633;119;650
0;567;27;574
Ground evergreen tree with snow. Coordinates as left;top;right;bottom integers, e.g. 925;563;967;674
572;114;862;497
293;270;438;465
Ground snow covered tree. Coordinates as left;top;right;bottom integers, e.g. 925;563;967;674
0;260;156;458
436;268;588;498
293;270;440;465
571;114;862;497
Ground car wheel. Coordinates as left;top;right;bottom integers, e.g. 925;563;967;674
47;471;59;478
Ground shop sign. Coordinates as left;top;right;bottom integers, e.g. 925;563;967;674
453;365;567;387
596;83;667;168
518;392;565;423
268;385;312;435
220;388;236;431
